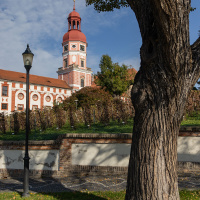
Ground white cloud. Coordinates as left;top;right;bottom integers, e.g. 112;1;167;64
31;49;62;78
0;0;140;79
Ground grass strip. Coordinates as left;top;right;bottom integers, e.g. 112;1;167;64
0;119;200;141
0;190;200;200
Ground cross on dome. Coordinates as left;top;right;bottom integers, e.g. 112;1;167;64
73;0;75;11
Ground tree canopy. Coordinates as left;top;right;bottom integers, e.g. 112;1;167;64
95;54;134;96
86;0;128;12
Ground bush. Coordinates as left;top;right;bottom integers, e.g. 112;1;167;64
0;112;6;134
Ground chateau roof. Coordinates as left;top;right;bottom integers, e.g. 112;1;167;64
0;69;71;89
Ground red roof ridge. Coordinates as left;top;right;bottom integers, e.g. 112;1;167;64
0;68;71;89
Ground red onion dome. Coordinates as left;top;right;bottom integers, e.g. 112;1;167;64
63;30;86;43
68;10;80;18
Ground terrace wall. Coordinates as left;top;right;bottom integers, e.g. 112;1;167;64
0;127;200;178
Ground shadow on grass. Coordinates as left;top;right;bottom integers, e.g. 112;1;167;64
18;191;107;200
0;177;107;200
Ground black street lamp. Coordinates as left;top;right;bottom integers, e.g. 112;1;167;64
22;44;34;197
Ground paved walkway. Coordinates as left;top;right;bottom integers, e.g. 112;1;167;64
0;172;200;193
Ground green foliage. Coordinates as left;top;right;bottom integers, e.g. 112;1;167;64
63;87;112;126
96;55;132;96
190;7;196;12
113;97;129;123
0;112;6;134
63;87;112;109
86;0;129;12
13;111;20;134
53;104;66;129
37;109;47;131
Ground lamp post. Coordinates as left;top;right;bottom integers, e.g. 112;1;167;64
22;44;34;197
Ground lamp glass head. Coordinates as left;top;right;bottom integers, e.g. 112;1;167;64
22;44;34;66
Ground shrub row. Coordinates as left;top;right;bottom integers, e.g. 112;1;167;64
1;87;199;134
0;87;134;134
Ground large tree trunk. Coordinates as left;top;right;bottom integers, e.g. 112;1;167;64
125;0;200;199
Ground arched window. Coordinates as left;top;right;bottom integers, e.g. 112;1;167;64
81;79;84;88
73;20;75;29
77;21;79;30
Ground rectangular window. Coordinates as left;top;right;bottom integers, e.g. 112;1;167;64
65;59;68;67
80;45;85;51
2;86;8;96
64;45;68;51
1;103;8;110
17;104;24;111
81;60;84;68
81;79;84;87
32;105;38;110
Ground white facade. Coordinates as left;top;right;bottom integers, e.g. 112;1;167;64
0;78;71;114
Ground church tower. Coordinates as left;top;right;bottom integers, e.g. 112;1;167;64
57;0;92;91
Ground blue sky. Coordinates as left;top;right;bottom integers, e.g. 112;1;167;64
0;0;199;79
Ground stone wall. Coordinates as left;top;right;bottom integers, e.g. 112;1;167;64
0;129;199;178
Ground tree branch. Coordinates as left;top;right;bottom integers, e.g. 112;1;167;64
191;37;200;86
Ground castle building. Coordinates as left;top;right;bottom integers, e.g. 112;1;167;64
0;2;92;113
57;2;92;91
0;69;71;113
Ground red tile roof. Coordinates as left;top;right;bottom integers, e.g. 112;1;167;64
0;69;71;89
127;68;137;80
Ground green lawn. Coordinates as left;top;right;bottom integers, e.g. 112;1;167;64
0;119;200;141
0;190;199;200
0;191;125;200
181;119;200;126
0;120;134;141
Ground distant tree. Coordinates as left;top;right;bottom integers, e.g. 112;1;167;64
86;0;200;199
95;54;133;96
63;87;112;126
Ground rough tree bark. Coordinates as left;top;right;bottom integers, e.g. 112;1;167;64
125;0;200;199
